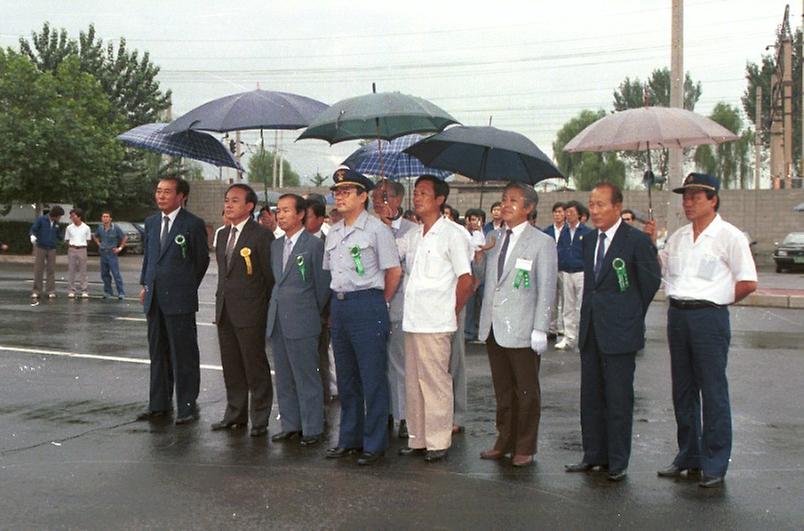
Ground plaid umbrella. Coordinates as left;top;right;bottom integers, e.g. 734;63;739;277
342;134;451;180
117;123;243;170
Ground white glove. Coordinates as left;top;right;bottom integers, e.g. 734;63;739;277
530;330;547;354
30;235;37;244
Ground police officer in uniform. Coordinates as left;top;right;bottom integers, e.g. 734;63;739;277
323;167;402;466
647;173;757;488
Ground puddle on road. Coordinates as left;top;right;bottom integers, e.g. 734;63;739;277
0;400;142;424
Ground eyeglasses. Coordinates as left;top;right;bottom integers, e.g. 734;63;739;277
331;186;359;198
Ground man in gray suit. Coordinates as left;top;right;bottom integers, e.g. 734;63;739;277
372;180;417;439
476;182;557;467
268;194;331;446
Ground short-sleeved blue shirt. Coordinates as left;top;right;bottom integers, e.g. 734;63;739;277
96;223;125;251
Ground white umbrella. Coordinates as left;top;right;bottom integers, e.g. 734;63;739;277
564;106;738;218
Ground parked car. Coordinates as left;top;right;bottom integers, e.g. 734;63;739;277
86;221;144;255
772;232;804;273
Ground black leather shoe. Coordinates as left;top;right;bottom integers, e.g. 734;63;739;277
657;464;702;478
326;447;361;459
175;404;199;425
564;462;595;473
271;431;301;442
699;475;725;488
300;434;323;447
357;451;383;466
607;469;627;482
250;426;268;437
424;449;448;463
135;410;170;421
398;419;409;439
210;420;245;431
398;446;426;456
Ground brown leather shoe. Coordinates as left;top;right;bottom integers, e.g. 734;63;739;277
511;454;534;467
480;449;506;460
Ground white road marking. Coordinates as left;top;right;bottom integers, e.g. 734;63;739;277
115;317;216;327
0;345;223;372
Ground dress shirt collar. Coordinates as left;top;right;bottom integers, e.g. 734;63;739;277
599;217;622;242
163;206;181;223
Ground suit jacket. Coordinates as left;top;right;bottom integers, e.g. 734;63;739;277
477;224;558;349
214;219;275;328
140;208;210;315
578;222;661;355
267;230;331;340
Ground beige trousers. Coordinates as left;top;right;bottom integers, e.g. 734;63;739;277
33;247;57;295
67;247;88;293
404;332;453;451
560;271;584;346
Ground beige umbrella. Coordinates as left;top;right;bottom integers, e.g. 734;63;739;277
563;106;738;218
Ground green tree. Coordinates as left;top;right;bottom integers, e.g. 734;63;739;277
0;50;123;210
19;22;172;214
553;109;626;191
247;148;301;200
310;171;329;186
742;29;801;171
693;103;753;189
613;68;702;111
612;68;703;180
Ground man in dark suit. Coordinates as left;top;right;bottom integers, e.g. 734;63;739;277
137;177;210;425
211;184;275;437
268;194;331;446
565;182;660;481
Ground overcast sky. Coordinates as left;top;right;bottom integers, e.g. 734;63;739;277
2;0;798;183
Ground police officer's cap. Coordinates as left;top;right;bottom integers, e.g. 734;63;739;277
673;172;720;194
330;166;374;192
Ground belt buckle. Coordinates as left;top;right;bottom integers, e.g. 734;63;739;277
335;292;345;301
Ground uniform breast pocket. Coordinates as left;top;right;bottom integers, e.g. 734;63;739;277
350;237;377;273
696;253;720;281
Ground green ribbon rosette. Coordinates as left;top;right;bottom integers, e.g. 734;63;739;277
612;257;629;292
350;245;365;276
296;255;307;281
513;268;530;289
174;234;187;258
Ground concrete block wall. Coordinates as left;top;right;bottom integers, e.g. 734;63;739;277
191;180;804;264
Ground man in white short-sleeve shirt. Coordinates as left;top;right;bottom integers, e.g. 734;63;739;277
64;208;92;298
398;176;474;463
647;173;757;489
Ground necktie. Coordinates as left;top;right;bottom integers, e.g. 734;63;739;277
594;232;607;280
497;229;513;282
160;216;170;251
282;237;293;271
225;227;238;267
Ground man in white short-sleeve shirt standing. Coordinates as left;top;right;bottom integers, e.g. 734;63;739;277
647;173;757;489
64;208;92;298
398;176;474;463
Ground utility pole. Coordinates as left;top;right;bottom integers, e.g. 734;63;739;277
783;32;794;188
667;0;684;233
272;130;278;189
235;130;242;181
278;131;285;188
755;86;763;190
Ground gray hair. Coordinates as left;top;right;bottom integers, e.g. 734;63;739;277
503;181;539;209
377;179;405;198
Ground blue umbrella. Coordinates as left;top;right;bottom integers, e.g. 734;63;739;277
162;89;329;133
342;134;451;180
117;123;243;170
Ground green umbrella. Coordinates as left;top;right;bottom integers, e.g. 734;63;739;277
297;91;458;144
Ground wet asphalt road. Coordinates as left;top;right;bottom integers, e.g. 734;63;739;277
0;257;803;529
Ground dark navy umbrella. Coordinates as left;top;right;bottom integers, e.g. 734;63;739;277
117;123;243;170
404;126;563;185
162;89;329;133
342;134;451;180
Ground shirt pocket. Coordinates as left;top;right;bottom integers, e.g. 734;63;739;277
695;253;720;281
